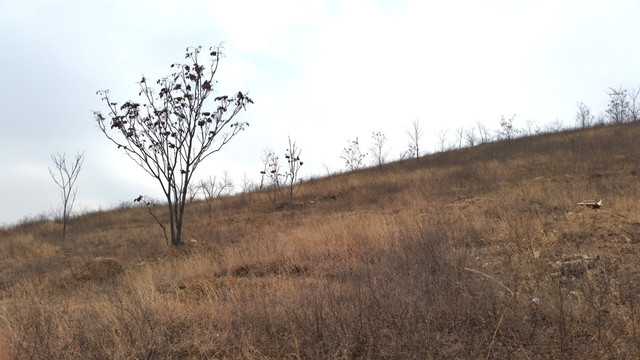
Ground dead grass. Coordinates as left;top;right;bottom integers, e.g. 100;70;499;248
3;123;640;358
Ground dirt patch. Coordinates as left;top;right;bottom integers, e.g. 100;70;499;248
551;253;600;277
75;257;125;281
547;205;640;296
0;329;9;360
564;207;640;248
445;197;484;211
155;275;223;302
228;260;307;278
177;277;216;302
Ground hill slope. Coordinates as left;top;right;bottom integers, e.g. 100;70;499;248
2;123;640;358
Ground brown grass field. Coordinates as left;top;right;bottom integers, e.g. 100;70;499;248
3;123;640;359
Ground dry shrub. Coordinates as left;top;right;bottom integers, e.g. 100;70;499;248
75;257;125;282
229;260;306;278
0;330;10;360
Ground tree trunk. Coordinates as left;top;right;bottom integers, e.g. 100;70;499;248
173;206;183;246
167;197;177;246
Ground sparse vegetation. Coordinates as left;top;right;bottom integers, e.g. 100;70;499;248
5;123;640;358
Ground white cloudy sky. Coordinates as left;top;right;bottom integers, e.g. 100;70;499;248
1;0;639;225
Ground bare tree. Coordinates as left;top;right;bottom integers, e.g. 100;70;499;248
322;163;333;176
575;102;594;129
94;45;253;246
436;129;449;152
455;127;465;149
524;119;539;136
259;148;274;192
628;85;640;122
464;127;478;147
400;145;417;160
240;173;255;194
260;149;282;208
406;119;423;161
283;137;303;207
259;139;303;209
200;172;234;224
49;151;84;239
341;138;366;171
476;121;492;144
595;112;607;127
606;87;630;124
238;173;255;205
369;131;388;167
186;183;200;203
497;114;518;144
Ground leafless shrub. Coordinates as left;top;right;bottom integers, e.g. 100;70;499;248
497;114;518;144
523;119;540;136
133;195;169;243
75;257;125;282
595;112;607;126
464;127;478;147
239;173;255;194
186;183;199;203
199;171;234;224
260;138;303;209
541;119;564;133
606;86;631;124
576;102;595;129
340;138;366;171
476;121;492;143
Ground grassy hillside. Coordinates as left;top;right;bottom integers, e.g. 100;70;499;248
2;123;640;358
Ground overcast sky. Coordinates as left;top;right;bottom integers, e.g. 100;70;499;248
1;0;639;226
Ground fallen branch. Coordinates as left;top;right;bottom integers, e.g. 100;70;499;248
577;199;602;209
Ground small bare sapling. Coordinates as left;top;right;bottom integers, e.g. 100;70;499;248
49;151;84;239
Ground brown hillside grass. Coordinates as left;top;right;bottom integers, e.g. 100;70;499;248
3;123;640;358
